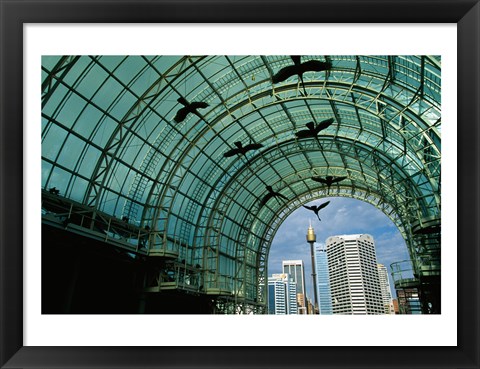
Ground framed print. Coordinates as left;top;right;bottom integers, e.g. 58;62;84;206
1;0;479;368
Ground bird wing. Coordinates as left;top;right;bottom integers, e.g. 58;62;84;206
244;143;263;151
331;176;347;183
272;65;298;83
191;101;209;109
290;55;302;65
177;97;189;106
311;176;328;184
316;118;335;133
223;148;241;157
317;201;330;210
303;205;314;211
295;129;314;138
260;192;274;206
174;107;189;123
299;60;332;73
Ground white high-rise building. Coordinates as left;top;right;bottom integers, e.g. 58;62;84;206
267;273;298;315
377;263;394;314
326;234;384;315
282;260;307;314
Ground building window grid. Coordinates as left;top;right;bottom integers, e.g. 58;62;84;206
327;234;384;315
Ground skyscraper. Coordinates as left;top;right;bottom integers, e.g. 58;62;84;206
326;234;384;315
267;273;298;315
377;263;394;314
315;244;333;314
282;260;307;314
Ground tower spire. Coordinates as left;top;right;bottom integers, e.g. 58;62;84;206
307;222;316;242
306;221;318;313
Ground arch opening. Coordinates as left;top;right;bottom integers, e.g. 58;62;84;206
266;197;410;314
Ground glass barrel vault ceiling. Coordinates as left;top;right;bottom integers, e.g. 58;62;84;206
41;55;441;306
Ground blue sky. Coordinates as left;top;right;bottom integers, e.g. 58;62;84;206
268;197;411;300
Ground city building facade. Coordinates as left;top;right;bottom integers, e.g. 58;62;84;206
377;263;394;314
315;244;333;314
397;288;422;314
326;234;384;314
267;273;298;314
392;298;400;314
282;260;307;314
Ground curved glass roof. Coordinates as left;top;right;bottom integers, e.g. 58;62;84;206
41;55;441;309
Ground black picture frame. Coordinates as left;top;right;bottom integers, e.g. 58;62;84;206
1;1;479;368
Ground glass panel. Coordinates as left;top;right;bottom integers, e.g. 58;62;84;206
42;124;69;161
41;55;63;72
55;93;88;129
74;61;110;100
56;134;87;169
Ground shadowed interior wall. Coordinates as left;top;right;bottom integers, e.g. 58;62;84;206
42;225;215;314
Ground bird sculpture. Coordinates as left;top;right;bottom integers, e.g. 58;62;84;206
48;187;60;195
311;175;347;192
272;55;332;94
173;97;209;123
295;118;335;141
260;185;288;206
303;201;330;221
223;141;263;163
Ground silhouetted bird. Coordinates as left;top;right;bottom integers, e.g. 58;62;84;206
295;118;335;141
303;201;330;221
48;187;60;195
311;175;347;192
260;185;288;206
174;97;209;123
224;141;263;163
272;55;332;94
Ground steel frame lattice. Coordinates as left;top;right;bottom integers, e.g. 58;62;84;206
41;55;441;313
